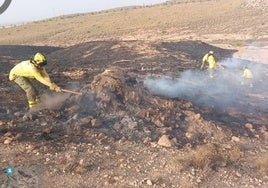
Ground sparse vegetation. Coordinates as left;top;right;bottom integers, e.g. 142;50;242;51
0;0;267;46
177;142;241;172
0;0;268;187
255;153;268;177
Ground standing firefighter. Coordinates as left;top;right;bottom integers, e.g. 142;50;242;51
241;66;253;88
9;52;62;110
201;50;217;78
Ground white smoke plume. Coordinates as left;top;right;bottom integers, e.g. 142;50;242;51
144;57;268;111
42;93;70;109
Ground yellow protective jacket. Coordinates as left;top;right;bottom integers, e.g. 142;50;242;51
201;53;216;69
243;68;253;79
9;60;54;87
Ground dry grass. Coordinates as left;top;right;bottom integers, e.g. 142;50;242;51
255;153;268;177
228;145;241;163
0;0;267;46
191;143;222;169
178;142;241;172
179;182;197;188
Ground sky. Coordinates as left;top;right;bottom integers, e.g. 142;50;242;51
0;0;168;26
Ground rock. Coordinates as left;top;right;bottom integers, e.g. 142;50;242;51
73;124;82;135
75;165;87;174
115;151;123;156
244;123;255;133
4;138;12;144
197;177;202;183
41;122;47;126
231;136;240;142
26;144;35;152
72;114;79;120
68;105;80;113
146;179;153;185
113;123;122;131
4;131;12;137
0;121;4;126
236;172;242;177
159;127;171;134
154;119;164;127
245;123;253;130
22;113;33;121
14;112;21;117
6;121;13;128
143;137;152;144
91;119;102;127
43;127;52;134
194;113;201;120
259;126;267;133
81;117;92;124
185;132;193;139
263;132;268;139
157;135;173;147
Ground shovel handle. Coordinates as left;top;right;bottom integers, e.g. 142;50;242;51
61;89;83;95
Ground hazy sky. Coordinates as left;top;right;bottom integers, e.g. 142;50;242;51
0;0;167;26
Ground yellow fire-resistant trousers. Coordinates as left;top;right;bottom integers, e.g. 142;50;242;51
14;77;40;108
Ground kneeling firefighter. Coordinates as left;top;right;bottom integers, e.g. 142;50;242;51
9;52;62;110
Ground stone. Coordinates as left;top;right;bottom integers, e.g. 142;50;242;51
4;138;12;145
245;123;253;130
231;136;240;142
91;119;102;127
157;135;173;147
146;179;153;185
81;117;92;124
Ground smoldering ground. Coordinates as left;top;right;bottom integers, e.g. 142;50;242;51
144;58;268;111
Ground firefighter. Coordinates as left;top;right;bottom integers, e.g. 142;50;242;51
201;50;217;78
241;66;253;88
9;52;62;110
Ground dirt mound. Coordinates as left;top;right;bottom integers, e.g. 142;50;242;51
71;68;233;148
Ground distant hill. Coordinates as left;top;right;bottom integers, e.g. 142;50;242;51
0;0;267;47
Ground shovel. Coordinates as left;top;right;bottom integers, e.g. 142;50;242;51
61;89;83;95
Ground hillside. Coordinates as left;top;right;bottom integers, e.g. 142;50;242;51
1;0;268;187
0;0;267;47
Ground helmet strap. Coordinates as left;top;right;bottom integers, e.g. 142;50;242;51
30;57;36;64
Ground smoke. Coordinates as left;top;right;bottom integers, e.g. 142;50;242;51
32;93;71;111
144;57;268;111
42;93;70;109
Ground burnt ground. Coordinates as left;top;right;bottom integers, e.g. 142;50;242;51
0;39;268;188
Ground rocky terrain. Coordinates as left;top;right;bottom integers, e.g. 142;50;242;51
0;0;268;187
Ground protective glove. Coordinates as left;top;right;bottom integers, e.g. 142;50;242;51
50;83;62;92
